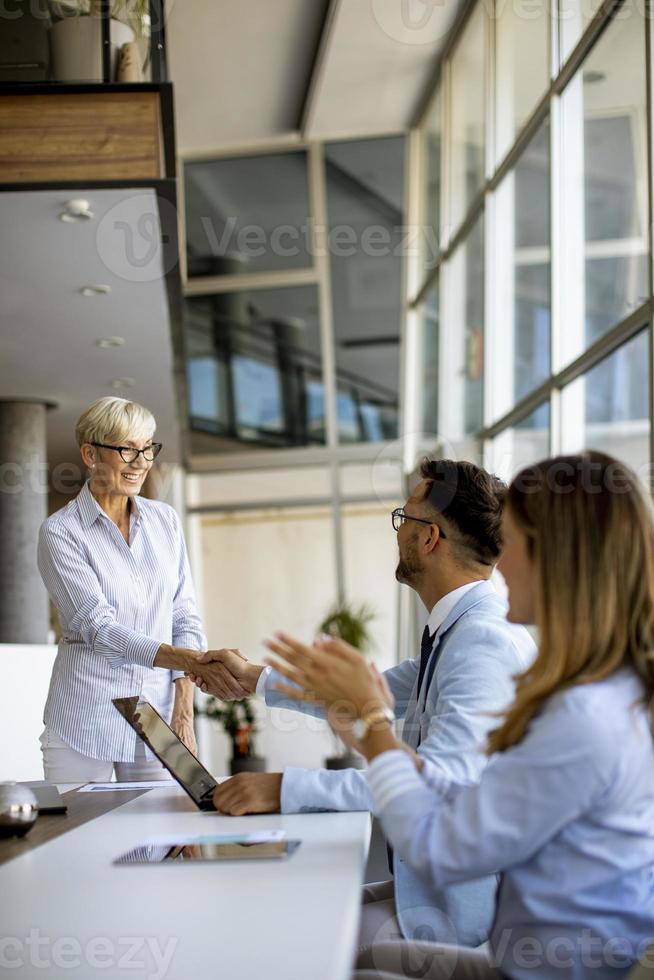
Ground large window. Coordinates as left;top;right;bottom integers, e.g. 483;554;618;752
183;139;404;454
561;330;650;474
422;87;443;274
559;3;648;366
449;7;486;235
491;119;551;421
184;152;312;277
412;0;652;490
495;1;550;163
324;137;404;444
489;403;551;482
185;285;325;451
441;215;485;442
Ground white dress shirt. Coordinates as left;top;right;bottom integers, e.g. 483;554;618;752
38;481;207;761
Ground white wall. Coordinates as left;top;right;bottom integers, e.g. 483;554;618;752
0;644;56;782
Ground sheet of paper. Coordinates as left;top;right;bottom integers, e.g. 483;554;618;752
78;780;173;792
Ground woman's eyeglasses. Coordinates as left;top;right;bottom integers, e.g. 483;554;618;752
91;442;163;464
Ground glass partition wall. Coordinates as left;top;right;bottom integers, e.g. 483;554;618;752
411;0;653;485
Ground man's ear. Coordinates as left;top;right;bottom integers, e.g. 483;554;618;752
423;523;444;556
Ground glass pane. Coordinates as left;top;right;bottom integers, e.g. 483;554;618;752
560;4;648;365
492;120;551;421
420;285;439;438
561;329;650;476
185;285;326;452
495;0;550;162
421;86;443;275
325;137;404;444
184;152;312;277
449;7;486;234
442;215;484;439
559;0;604;64
489;403;551;483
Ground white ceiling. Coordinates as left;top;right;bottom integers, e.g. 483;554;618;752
167;0;464;153
0;189;182;471
167;0;329;153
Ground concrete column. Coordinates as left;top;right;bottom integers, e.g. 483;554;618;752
0;401;49;643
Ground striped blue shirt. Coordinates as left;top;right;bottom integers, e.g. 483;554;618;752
368;668;654;979
37;481;207;761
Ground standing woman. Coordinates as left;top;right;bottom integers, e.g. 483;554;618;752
38;396;220;783
267;451;654;980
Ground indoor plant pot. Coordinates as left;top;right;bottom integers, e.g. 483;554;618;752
197;696;268;778
49;14;134;81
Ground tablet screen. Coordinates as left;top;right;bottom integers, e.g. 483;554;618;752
115;840;301;863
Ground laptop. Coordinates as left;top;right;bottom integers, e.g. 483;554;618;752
112;697;218;811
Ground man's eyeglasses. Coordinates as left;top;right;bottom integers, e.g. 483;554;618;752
391;507;446;537
91;442;163;464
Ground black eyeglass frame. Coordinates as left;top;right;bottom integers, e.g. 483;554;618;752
391;507;447;537
90;442;163;463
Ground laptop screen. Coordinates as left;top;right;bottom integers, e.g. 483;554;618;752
113;698;217;807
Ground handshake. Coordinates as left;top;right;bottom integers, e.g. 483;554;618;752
184;648;265;701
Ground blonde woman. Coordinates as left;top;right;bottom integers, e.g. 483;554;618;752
38;396;245;783
266;452;654;980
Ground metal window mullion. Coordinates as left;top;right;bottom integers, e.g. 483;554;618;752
441;51;452;253
550;387;562;456
307;140;345;602
549;91;563;378
482;0;496;431
485;0;496;181
184;268;320;298
550;0;560;81
400;129;424;472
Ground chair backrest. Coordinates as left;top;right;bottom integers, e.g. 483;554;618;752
627;942;654;978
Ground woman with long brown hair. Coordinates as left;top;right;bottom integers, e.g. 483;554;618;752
266;452;654;979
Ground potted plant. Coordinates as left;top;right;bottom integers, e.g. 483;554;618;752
317;601;376;770
48;0;149;82
198;697;267;777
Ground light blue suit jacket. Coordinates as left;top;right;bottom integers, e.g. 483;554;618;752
264;581;536;946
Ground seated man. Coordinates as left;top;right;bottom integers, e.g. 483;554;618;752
189;459;536;949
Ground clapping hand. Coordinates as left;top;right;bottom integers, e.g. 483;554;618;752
264;632;394;746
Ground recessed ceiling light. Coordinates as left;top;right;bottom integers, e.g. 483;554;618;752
96;337;126;348
111;378;136;389
59;198;94;222
80;285;111;296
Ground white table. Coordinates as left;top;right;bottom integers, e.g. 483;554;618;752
0;785;371;979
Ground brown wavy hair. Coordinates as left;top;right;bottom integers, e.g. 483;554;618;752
488;451;654;754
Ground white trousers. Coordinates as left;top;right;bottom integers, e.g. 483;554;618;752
41;727;171;783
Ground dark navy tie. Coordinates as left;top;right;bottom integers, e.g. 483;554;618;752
416;625;435;697
386;625;437;875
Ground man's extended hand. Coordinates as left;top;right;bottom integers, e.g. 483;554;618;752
212;772;283;815
187;648;264;700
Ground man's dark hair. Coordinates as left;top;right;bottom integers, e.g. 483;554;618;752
418;458;507;566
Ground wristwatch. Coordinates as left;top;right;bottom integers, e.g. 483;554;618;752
351;706;395;743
